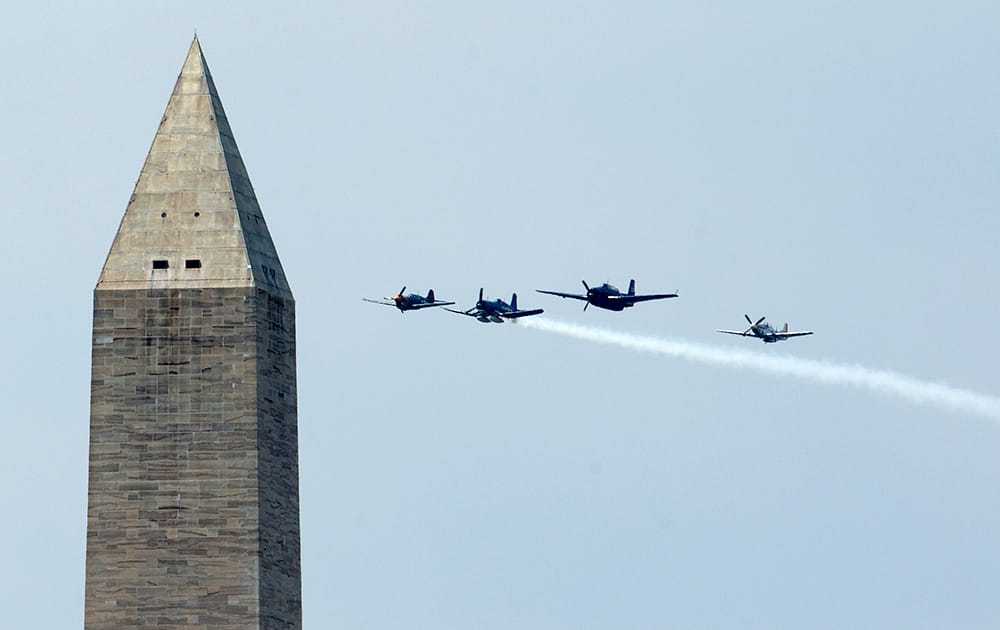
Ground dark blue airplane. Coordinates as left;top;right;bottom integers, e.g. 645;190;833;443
364;286;454;313
536;279;678;312
445;288;543;323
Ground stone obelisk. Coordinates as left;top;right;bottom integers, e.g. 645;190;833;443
85;37;301;628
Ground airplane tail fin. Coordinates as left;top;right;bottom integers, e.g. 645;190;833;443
478;288;484;303
783;323;789;332
511;293;518;310
427;289;435;302
628;279;636;295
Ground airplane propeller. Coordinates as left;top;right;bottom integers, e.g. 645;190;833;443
743;314;766;336
582;280;591;311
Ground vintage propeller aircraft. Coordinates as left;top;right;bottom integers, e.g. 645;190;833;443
717;315;813;343
536;279;678;312
445;288;543;323
363;286;455;313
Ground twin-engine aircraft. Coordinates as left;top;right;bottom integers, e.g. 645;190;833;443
363;286;455;313
536;279;678;312
717;315;813;343
445;288;544;323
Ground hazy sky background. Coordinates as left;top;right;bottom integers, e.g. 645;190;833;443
3;2;999;628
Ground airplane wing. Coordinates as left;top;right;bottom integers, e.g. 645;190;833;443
363;298;395;307
501;308;544;319
716;329;750;336
614;293;678;304
443;307;480;317
535;290;588;301
773;331;814;339
408;301;456;309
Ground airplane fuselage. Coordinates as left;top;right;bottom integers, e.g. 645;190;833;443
393;294;426;311
753;324;784;342
475;299;512;322
586;285;632;311
588;295;631;311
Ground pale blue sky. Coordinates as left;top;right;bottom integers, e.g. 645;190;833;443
2;2;999;628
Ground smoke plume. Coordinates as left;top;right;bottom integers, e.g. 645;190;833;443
519;318;1000;421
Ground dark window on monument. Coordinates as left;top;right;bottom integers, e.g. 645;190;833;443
185;259;202;269
152;259;169;269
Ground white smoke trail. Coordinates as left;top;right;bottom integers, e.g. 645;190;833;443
519;317;1000;421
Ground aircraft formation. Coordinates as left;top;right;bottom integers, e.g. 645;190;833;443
364;279;814;341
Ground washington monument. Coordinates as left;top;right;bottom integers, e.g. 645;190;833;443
85;38;302;628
